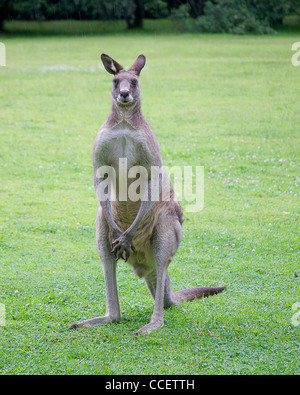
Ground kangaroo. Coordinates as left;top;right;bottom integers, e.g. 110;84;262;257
69;54;225;335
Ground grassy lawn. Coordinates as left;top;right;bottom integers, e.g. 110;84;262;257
0;21;299;375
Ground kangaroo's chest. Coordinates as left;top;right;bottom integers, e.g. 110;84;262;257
111;134;140;169
97;127;144;169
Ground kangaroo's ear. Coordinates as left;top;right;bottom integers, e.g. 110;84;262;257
101;53;124;75
128;54;146;76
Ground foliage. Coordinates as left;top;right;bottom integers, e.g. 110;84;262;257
291;0;300;14
194;0;274;34
2;0;170;29
145;0;169;19
6;0;125;20
171;0;294;34
252;0;292;27
0;0;10;30
1;0;299;33
2;0;170;21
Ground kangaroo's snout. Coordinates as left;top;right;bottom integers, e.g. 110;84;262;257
120;90;129;99
118;88;133;104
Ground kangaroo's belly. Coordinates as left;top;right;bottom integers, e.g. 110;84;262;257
95;124;177;254
111;200;141;230
110;200;159;245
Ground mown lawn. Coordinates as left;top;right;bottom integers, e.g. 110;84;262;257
0;21;299;374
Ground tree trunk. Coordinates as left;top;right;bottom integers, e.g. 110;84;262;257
126;0;144;29
0;0;10;32
189;0;205;18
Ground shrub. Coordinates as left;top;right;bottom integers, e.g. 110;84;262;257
195;0;273;34
171;0;293;34
145;0;170;19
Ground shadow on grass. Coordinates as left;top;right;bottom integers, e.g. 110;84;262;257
0;19;177;38
278;15;300;34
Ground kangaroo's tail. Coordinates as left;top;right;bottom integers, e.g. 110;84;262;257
173;286;225;304
146;273;225;308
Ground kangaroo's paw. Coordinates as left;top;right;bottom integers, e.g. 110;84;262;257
68;315;120;330
132;320;164;336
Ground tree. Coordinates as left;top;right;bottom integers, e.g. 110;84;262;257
125;0;145;28
0;0;10;31
188;0;205;18
0;0;298;33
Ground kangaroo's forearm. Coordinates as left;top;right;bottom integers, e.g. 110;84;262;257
125;200;154;239
101;199;122;235
124;181;154;239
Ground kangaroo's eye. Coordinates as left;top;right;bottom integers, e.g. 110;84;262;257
131;79;137;87
113;79;119;87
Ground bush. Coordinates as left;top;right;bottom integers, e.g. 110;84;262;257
171;0;293;34
170;3;194;32
7;0;128;21
145;0;170;19
253;0;291;27
195;0;273;34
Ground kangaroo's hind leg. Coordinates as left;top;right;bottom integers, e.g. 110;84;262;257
144;270;178;308
69;207;121;329
132;216;182;335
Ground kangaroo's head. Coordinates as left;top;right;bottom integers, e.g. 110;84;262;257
101;53;146;107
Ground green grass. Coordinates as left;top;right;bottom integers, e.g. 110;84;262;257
0;21;299;375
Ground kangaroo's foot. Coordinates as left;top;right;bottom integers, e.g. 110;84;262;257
132;320;164;336
68;314;120;330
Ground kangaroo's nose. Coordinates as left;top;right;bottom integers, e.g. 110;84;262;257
120;90;129;99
